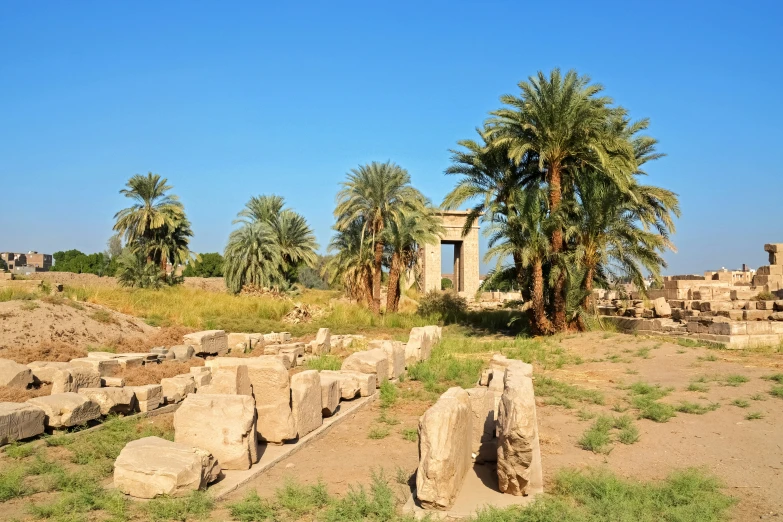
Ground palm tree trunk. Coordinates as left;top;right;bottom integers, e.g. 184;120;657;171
582;266;595;312
532;258;553;335
548;163;566;332
386;252;401;313
372;240;383;314
512;251;524;291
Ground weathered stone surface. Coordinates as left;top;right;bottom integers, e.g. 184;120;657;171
423;325;443;345
487;355;533;395
129;384;162;412
161;375;196;404
653;297;672;318
313;328;331;355
206;357;295;443
114;355;145;370
319;370;361;400
757;265;783;276
339;371;376;397
0;402;45;445
370;340;406;379
0;358;34;388
27;393;101;428
764;243;783;254
319;373;341;417
278;344;305;367
51;367;101;394
69;357;120;377
263;332;291;344
198;364;251;396
170;345;195;360
27;361;71;385
183;330;228;356
291;370;323;437
274;352;294;370
497;368;543;496
341;349;389;384
416;387;472;510
405;327;432;365
101;376;125;387
114;436;220;499
174;394;258;470
192;372;212;388
466;387;495;457
227;333;249;353
78;387;137;415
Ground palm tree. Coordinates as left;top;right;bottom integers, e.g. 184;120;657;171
113;173;187;270
487;69;637;331
224;222;284;294
325;219;374;305
272;209;318;280
384;204;443;312
334;161;426;314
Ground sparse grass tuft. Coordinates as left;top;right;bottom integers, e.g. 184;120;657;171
697;354;718;362
770;385;783;399
401;428;417;442
145;490;214;521
89;309;115;324
687;381;709;392
577;415;639;453
4;442;36;459
368;426;390;440
576;409;596;421
750;393;766;401
762;373;783;384
722;374;749;387
675;401;720;415
228;491;276;522
745;411;765;421
535;377;604;408
379;381;398;409
731;399;750;408
0;465;28;501
304;355;342;371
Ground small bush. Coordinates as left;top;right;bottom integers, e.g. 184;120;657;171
89;309;115;324
379;381;398;409
441;278;453;290
323;471;396;521
275;479;329;517
368;426;390;440
687;381;709;392
770;385;783;399
752;291;775;301
416;290;466;323
0;465;28;501
634;399;676;422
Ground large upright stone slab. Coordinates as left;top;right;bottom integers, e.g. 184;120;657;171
174;394;258;470
183;330;228;356
341;349;389;384
313;328;331;356
497;368;543;496
416;387;472;510
27;393;101;429
51;367;101;394
291;370;323;437
114;436;220;499
206;357;296;443
466;387;495;457
369;340;406;379
0;402;45;446
405;327;432;365
319;373;341;417
0;358;33;388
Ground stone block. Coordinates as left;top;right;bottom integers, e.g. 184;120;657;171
497;368;543;496
114;355;145;370
161;375;196;404
129;384;162;412
227;333;249;352
114;436;220;499
101;376;125;387
338;371;376;397
416;387;472;510
423;325;443;345
206;357;295;443
27;361;71;385
764;243;783;253
174;394;258;470
653;297;671;318
313;328;331;356
744;309;772;321
715;310;745;320
699;301;732;312
369;340;406;379
757;265;783;276
319;370;361;400
708;321;746;336
51;367;101;394
405;327;432;365
771;252;782;265
78;387;137;415
198;364;251;396
192;372;212;388
465;388;495;458
170;345;195;360
341;349;389;384
277;343;305;366
319;373;341;417
0;358;34;388
291;370;323;437
756;300;775;310
0;402;46;446
183;330;228;356
69;357;120;377
27;393;101;429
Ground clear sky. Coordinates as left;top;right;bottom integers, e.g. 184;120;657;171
1;1;781;275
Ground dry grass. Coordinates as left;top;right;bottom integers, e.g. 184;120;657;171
111;326;196;353
1;341;88;364
118;360;204;386
0;384;51;402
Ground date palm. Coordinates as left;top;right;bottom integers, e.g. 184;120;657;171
325;219;374;305
335;161;426;314
224;221;284;294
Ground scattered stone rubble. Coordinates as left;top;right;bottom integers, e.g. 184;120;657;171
595;243;783;348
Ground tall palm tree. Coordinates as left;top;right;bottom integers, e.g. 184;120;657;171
334;161;426;314
224;221;284;294
487;69;637;331
113;173;187;270
384;204;443;312
325;219;374;305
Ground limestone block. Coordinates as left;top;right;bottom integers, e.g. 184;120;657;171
771;252;782;265
756;300;775;310
69;357;119;377
198;365;251;396
653;297;672;318
764;243;783;253
227;333;249;352
291;370;323;437
416;387;472;510
466;388;495;457
319;373;341;417
0;402;46;445
114;436;220;499
78;387;137;415
771;312;783;321
339;371;376;397
277;343;305;366
263;332;291;344
274;353;294;370
27;393;101;429
0;358;34;388
161;375;196;404
319;370;361;400
423;325;443;345
369;340;406;379
174;394;258;470
51;367;101;394
27;361;71;385
313;328;331;356
497;368;543;496
114;355;145;370
341;349;389;384
744;309;772;321
699;301;732;312
206;357;295;443
101;376;125;387
190;366;210;375
487;355;533;396
129;384;162;412
170;345;195;360
757;265;783;276
183;330;228;356
405;327;432;365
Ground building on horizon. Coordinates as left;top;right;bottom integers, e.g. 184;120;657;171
0;251;52;273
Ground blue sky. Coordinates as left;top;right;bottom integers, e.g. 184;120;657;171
1;1;781;275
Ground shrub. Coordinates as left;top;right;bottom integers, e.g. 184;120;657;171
416;290;466;323
441;277;453;290
752;291;776;301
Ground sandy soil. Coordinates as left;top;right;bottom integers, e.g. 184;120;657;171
215;332;782;521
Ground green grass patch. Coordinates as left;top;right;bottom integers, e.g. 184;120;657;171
722;374;749;387
627;381;673;400
763;373;783;384
401;428;417;442
379;381;398;409
675;401;720;415
0;465;29;501
4;441;36;459
745;411;765;420
368;426;390;440
534;377;604;409
304;355;343;371
145;490;213;521
687;381;709;392
770;385;783;399
731;399;750;408
750;393;766;401
578;415;639;453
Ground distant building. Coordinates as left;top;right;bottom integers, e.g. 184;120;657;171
703;265;755;284
0;251;52;272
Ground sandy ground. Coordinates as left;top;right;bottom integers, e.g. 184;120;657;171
214;332;782;521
